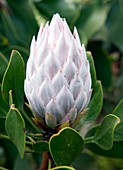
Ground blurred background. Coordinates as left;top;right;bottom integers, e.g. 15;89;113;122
0;0;123;169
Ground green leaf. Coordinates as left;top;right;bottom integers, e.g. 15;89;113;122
49;127;84;166
86;124;123;158
80;81;103;124
0;52;8;83
34;0;80;25
50;166;75;170
114;121;123;141
87;51;97;89
0;0;38;48
3;45;29;63
76;1;108;40
112;99;123;141
93;114;120;150
106;0;123;52
87;140;123;158
113;99;123;121
1;50;25;108
33;141;49;152
5;106;26;158
0;85;9;118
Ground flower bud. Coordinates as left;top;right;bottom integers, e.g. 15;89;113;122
24;14;92;130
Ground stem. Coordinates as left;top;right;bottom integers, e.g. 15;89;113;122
0;167;9;170
26;141;33;145
0;134;10;140
0;133;33;146
84;136;94;144
25;149;35;153
39;152;49;170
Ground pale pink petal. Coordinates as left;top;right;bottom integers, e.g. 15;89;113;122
61;107;77;124
54;31;68;65
48;14;62;48
44;51;61;79
70;74;83;100
52;71;68;95
73;27;81;49
56;85;75;114
39;78;55;105
46;98;65;122
68;38;81;68
37;24;44;41
62;57;76;84
75;89;87;113
29;89;45;118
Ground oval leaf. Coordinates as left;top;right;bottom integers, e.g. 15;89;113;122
87;140;123;158
113;99;123;141
1;50;25;108
80;81;103;124
5;106;26;158
113;98;123;121
86;124;123;158
93;114;120;150
0;85;9;118
33;141;49;152
50;166;75;170
49;127;84;166
87;51;97;89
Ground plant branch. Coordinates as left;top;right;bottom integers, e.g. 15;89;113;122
39;152;49;170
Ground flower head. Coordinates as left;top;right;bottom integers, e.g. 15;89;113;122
24;14;92;130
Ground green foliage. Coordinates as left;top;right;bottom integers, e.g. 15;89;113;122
106;0;123;52
0;0;123;169
0;0;38;47
87;51;97;88
34;0;79;25
33;141;49;153
0;85;9;118
75;1;108;41
5;106;26;158
88;44;112;89
1;50;25;108
49;127;84;166
86;125;123;158
113;99;123;141
78;52;103;125
93;114;120;150
13;155;34;170
81;81;103;123
50;166;75;170
88;141;123;158
72;153;96;170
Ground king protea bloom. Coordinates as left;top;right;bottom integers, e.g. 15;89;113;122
24;14;92;130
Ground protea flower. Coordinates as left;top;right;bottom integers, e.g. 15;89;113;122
24;14;92;131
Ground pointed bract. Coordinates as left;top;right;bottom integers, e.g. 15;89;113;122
24;13;92;130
